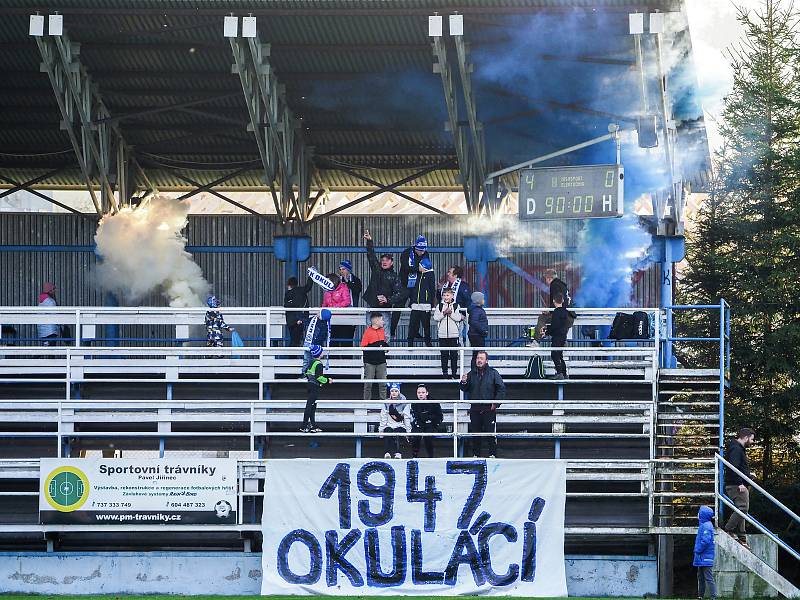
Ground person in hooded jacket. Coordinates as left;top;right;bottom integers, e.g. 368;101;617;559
205;295;235;348
407;257;436;347
322;273;352;347
337;260;362;347
411;383;443;458
694;505;717;599
363;230;402;342
394;235;431;338
460;350;505;458
379;383;412;459
38;282;59;345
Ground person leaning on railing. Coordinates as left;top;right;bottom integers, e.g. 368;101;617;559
723;427;756;549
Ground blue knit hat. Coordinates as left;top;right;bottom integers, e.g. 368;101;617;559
206;295;219;308
339;260;353;272
414;235;428;251
420;257;432;270
310;344;324;358
320;309;332;321
386;382;401;391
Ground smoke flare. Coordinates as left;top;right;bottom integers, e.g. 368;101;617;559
94;196;210;307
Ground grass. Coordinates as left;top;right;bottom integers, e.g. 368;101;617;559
0;597;671;600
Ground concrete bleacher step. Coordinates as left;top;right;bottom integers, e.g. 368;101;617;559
716;530;800;598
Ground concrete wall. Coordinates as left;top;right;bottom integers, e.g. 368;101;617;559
1;551;657;596
714;534;779;598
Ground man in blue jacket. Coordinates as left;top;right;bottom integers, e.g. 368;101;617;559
694;505;716;599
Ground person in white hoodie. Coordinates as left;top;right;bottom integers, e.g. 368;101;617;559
433;287;463;378
379;383;412;459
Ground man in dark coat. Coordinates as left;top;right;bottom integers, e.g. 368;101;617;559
460;350;506;458
363;229;401;342
283;276;314;347
724;427;756;547
411;383;443;458
535;268;573;341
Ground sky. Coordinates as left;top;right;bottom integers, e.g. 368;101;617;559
685;0;763;153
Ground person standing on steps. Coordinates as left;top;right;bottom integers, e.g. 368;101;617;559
723;427;756;549
362;229;401;343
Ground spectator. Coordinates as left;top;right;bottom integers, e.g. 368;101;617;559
694;505;717;600
205;295;235;348
433;288;463;378
535;268;572;341
361;313;389;402
322;273;352;347
468;291;489;367
411;383;443;458
301;345;331;433
302;309;331;375
441;265;472;309
395;235;430;337
724;427;756;548
338;260;362;347
37;282;59;346
362;230;401;342
379;383;412;459
547;293;575;380
283;276;313;347
407;257;436;347
460;350;505;458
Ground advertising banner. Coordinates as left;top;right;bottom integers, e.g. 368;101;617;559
39;458;237;525
261;459;566;596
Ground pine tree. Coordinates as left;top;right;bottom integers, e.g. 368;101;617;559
679;0;800;485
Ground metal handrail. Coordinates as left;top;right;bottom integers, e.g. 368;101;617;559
715;453;800;561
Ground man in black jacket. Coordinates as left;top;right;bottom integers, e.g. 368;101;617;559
535;268;572;341
395;235;431;338
460;350;506;458
283;277;313;347
363;230;401;341
724;427;756;547
546;293;576;380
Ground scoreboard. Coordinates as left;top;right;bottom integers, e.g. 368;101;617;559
518;164;624;220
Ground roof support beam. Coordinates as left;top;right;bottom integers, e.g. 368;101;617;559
308;161;453;223
432;36;485;215
0;173;85;216
229;35;309;224
34;31;133;214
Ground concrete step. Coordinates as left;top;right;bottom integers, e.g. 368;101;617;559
716;530;800;598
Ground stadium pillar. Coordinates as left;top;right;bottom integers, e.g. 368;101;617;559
652;236;685;368
104;292;119;346
274;235;311;283
463;236;499;301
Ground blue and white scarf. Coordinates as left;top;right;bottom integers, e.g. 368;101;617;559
444;277;462;300
303;316;332;366
407;249;419;288
307;266;336;292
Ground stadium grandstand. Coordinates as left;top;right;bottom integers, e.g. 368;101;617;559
0;0;797;597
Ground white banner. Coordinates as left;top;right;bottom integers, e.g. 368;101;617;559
261;459;566;596
40;459;237;525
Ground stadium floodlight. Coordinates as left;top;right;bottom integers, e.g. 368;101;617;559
29;14;44;36
48;14;63;36
628;13;644;35
649;12;664;34
449;14;463;36
223;15;238;38
242;15;257;38
428;15;443;37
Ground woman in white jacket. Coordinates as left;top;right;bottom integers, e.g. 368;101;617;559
433;288;463;378
379;383;412;459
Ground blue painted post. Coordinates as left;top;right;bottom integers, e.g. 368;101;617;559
661;239;673;370
104;292;119;347
274;236;311;284
463;236;499;303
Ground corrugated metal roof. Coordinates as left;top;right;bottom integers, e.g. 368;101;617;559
0;0;706;196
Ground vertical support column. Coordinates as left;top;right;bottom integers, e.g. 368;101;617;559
463;236;498;304
274;235;311;286
653;236;685;368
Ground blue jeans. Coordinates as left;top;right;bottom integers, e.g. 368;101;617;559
301;349;311;376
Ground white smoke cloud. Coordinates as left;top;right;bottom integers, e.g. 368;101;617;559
94;196;210;307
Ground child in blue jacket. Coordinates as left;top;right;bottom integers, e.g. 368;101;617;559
694;505;717;599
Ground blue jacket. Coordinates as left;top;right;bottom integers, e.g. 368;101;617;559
468;305;489;338
693;505;715;567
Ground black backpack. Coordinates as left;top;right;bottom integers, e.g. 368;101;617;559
524;355;545;379
610;313;636;340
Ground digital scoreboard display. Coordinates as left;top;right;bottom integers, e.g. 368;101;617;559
518;164;624;220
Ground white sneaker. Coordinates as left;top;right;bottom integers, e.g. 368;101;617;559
488;455;496;459
384;452;392;459
394;453;402;459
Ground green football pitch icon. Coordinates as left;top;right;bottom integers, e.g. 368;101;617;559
45;467;89;512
